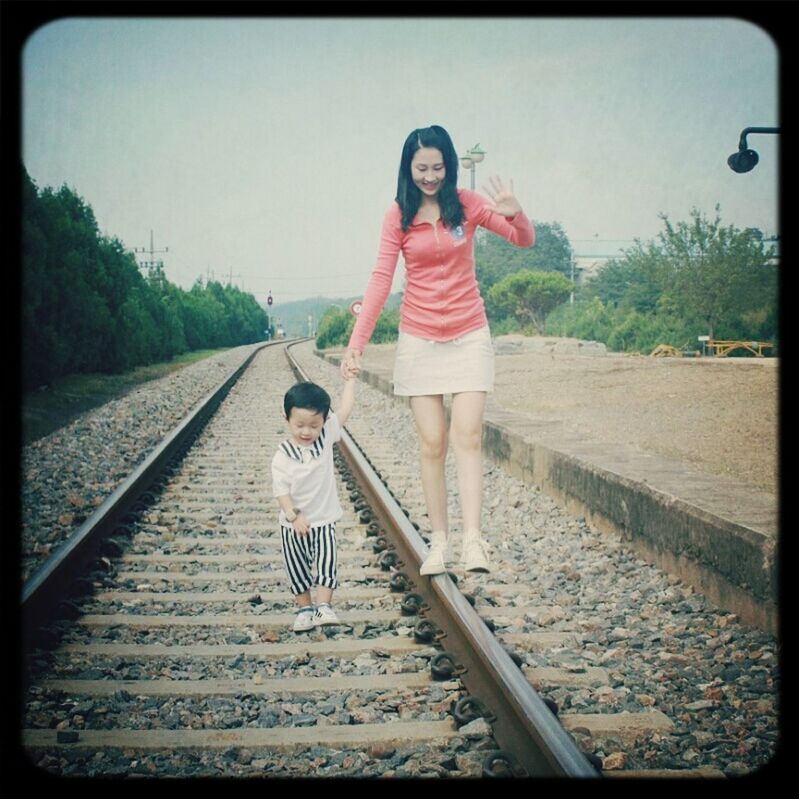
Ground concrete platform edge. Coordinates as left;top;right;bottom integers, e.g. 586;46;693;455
316;349;778;634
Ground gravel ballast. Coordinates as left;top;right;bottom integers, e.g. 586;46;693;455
20;341;780;777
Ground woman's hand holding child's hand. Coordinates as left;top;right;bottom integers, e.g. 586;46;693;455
341;349;362;380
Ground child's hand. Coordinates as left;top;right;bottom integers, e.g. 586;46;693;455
341;349;361;379
293;514;310;535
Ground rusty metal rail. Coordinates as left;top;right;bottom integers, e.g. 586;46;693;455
285;342;598;778
21;340;303;643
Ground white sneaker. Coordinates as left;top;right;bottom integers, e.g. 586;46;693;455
461;534;491;573
293;608;316;632
313;603;340;626
420;531;448;576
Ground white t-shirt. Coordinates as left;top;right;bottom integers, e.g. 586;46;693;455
271;411;343;527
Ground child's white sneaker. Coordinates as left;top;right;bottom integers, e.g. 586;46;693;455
461;530;491;573
313;603;340;626
293;607;316;632
419;531;448;576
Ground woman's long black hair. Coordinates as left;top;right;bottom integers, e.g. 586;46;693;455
396;125;465;232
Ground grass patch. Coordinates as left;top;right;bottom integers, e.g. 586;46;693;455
21;349;231;446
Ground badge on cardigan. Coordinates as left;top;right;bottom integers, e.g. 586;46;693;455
449;224;466;245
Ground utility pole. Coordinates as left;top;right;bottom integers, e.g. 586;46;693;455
227;266;242;288
134;231;169;286
570;259;575;305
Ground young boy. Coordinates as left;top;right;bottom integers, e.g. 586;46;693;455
271;378;356;632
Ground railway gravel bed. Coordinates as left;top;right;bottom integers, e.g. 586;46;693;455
20;341;780;777
20;344;265;583
22;344;497;777
292;342;779;777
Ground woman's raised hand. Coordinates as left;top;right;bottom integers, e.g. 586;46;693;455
482;176;522;218
341;348;362;379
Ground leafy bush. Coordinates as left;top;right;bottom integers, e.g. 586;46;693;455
315;308;355;349
488;270;573;334
547;207;777;354
315;306;399;349
371;308;400;343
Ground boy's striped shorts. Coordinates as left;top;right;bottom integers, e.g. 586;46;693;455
279;522;338;596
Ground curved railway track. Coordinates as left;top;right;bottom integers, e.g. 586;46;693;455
21;339;754;777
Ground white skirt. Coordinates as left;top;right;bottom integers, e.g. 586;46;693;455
392;325;495;396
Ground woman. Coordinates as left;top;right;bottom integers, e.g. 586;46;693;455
341;125;534;575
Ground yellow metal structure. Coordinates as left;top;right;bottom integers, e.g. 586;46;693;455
706;339;774;357
650;344;683;357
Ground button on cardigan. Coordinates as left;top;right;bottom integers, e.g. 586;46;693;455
348;188;535;353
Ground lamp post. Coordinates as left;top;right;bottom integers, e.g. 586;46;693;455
460;144;486;190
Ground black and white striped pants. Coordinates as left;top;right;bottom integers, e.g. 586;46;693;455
279;523;338;596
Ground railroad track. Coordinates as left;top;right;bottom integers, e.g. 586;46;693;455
20;340;740;777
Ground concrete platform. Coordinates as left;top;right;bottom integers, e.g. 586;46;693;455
316;348;778;634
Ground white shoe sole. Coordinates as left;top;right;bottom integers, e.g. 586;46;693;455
461;542;490;573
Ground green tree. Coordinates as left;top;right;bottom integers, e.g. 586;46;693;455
657;206;777;340
314;305;399;349
548;297;613;342
370;308;400;344
476;220;574;286
21;165;271;390
575;207;778;350
488;270;573;334
583;241;671;314
476;221;575;324
315;308;355;349
116;294;160;368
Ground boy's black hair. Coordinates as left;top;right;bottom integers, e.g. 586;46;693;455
283;381;331;420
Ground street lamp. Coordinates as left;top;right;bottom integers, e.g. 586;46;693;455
727;127;779;173
460;144;486;190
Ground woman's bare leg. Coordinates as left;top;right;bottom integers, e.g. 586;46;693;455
409;394;449;534
450;391;490;571
449;391;486;532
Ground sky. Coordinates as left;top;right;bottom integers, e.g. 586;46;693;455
21;15;779;310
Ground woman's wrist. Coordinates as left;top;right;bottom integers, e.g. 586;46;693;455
285;507;302;522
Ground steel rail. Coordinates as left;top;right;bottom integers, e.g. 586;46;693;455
285;341;598;778
21;340;303;643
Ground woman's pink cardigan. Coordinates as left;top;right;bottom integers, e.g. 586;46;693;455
348;188;535;352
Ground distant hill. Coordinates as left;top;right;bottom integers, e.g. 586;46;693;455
263;293;402;338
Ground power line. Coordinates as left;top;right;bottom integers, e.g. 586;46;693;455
573;253;627;259
224;272;369;283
